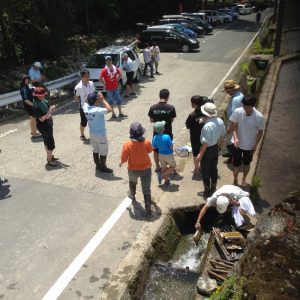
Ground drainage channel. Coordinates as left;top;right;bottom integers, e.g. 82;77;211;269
128;206;239;300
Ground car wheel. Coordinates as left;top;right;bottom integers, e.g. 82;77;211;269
182;44;190;53
134;69;142;82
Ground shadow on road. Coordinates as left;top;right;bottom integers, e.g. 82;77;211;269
0;183;11;200
127;199;162;222
95;171;123;181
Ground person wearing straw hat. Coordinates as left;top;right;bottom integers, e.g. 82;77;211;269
99;56;127;119
196;103;225;198
222;80;244;164
32;87;58;167
120;122;153;217
195;184;256;231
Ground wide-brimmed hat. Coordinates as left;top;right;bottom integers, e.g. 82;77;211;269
222;80;240;91
87;92;98;105
201;102;217;117
153;121;166;133
130;122;146;141
32;87;48;97
33;61;42;68
216;196;229;214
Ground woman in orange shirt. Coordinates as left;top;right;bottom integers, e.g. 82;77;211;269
120;122;153;217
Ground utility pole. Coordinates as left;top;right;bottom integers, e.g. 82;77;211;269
274;0;285;57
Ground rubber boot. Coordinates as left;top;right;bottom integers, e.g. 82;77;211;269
144;194;152;217
93;153;101;170
211;182;217;194
99;156;113;173
128;181;137;202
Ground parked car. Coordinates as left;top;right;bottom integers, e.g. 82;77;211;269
182;12;208;23
181;15;213;34
160;18;204;36
138;29;200;53
218;11;233;23
152;23;197;38
236;4;253;15
84;45;142;92
199;10;217;25
218;8;239;19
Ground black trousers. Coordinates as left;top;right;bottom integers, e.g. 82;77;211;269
201;144;219;187
143;62;153;77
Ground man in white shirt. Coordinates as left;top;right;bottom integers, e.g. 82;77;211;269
74;70;95;141
196;103;225;198
150;42;161;75
230;95;265;187
143;43;154;78
195;184;256;230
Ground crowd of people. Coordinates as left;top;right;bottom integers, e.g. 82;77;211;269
16;52;265;227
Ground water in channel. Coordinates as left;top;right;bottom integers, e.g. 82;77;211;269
141;233;210;300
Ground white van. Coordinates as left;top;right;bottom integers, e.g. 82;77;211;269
84;44;142;92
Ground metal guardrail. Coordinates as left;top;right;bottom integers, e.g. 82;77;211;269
0;72;79;107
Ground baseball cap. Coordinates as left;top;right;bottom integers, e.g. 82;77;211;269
216;196;229;214
105;56;112;61
87;92;97;105
153;121;166;133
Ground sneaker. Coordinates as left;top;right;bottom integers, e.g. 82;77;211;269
124;95;129;98
111;113;117;119
100;166;113;173
119;113;128;118
0;178;8;185
130;92;136;95
47;160;59;167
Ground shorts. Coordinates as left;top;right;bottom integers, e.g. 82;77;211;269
90;134;108;155
232;147;253;167
37;124;55;151
79;107;87;127
126;71;134;85
191;140;201;157
23;103;35;117
106;89;122;106
159;154;176;169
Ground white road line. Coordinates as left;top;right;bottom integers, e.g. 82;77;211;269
0;129;18;138
42;196;132;300
209;14;271;98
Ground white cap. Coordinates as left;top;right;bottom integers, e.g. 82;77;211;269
216;196;229;214
33;61;42;68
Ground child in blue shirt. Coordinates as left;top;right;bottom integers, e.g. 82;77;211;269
152;121;176;185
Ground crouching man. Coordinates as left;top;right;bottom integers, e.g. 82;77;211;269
195;184;256;230
84;92;113;173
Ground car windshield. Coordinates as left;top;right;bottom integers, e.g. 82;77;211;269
86;54;119;68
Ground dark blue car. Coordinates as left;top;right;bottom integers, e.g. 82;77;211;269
167;23;197;38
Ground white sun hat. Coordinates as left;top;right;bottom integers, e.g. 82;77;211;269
201;102;217;117
216;195;229;214
33;61;42;68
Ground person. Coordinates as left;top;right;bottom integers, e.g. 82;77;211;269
150;42;161;75
99;56;127;118
74;70;95;141
196;103;225;198
185;96;214;174
230;95;264;187
83;92;113;173
143;43;154;78
121;52;136;98
28;61;44;85
20;75;41;139
120;122;153;217
148;89;176;171
256;10;262;23
152;121;176;185
32;87;58;167
195;185;256;230
222;80;244;164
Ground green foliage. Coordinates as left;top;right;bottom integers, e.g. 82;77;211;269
251;38;274;55
210;276;243;300
250;176;262;202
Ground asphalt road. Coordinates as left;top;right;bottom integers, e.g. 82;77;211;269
0;11;269;300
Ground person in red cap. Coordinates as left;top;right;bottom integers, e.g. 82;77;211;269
32;87;58;167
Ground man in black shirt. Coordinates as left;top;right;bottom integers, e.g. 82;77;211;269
148;89;176;171
186;96;214;173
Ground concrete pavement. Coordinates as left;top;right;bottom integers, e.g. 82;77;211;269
0;11;270;300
